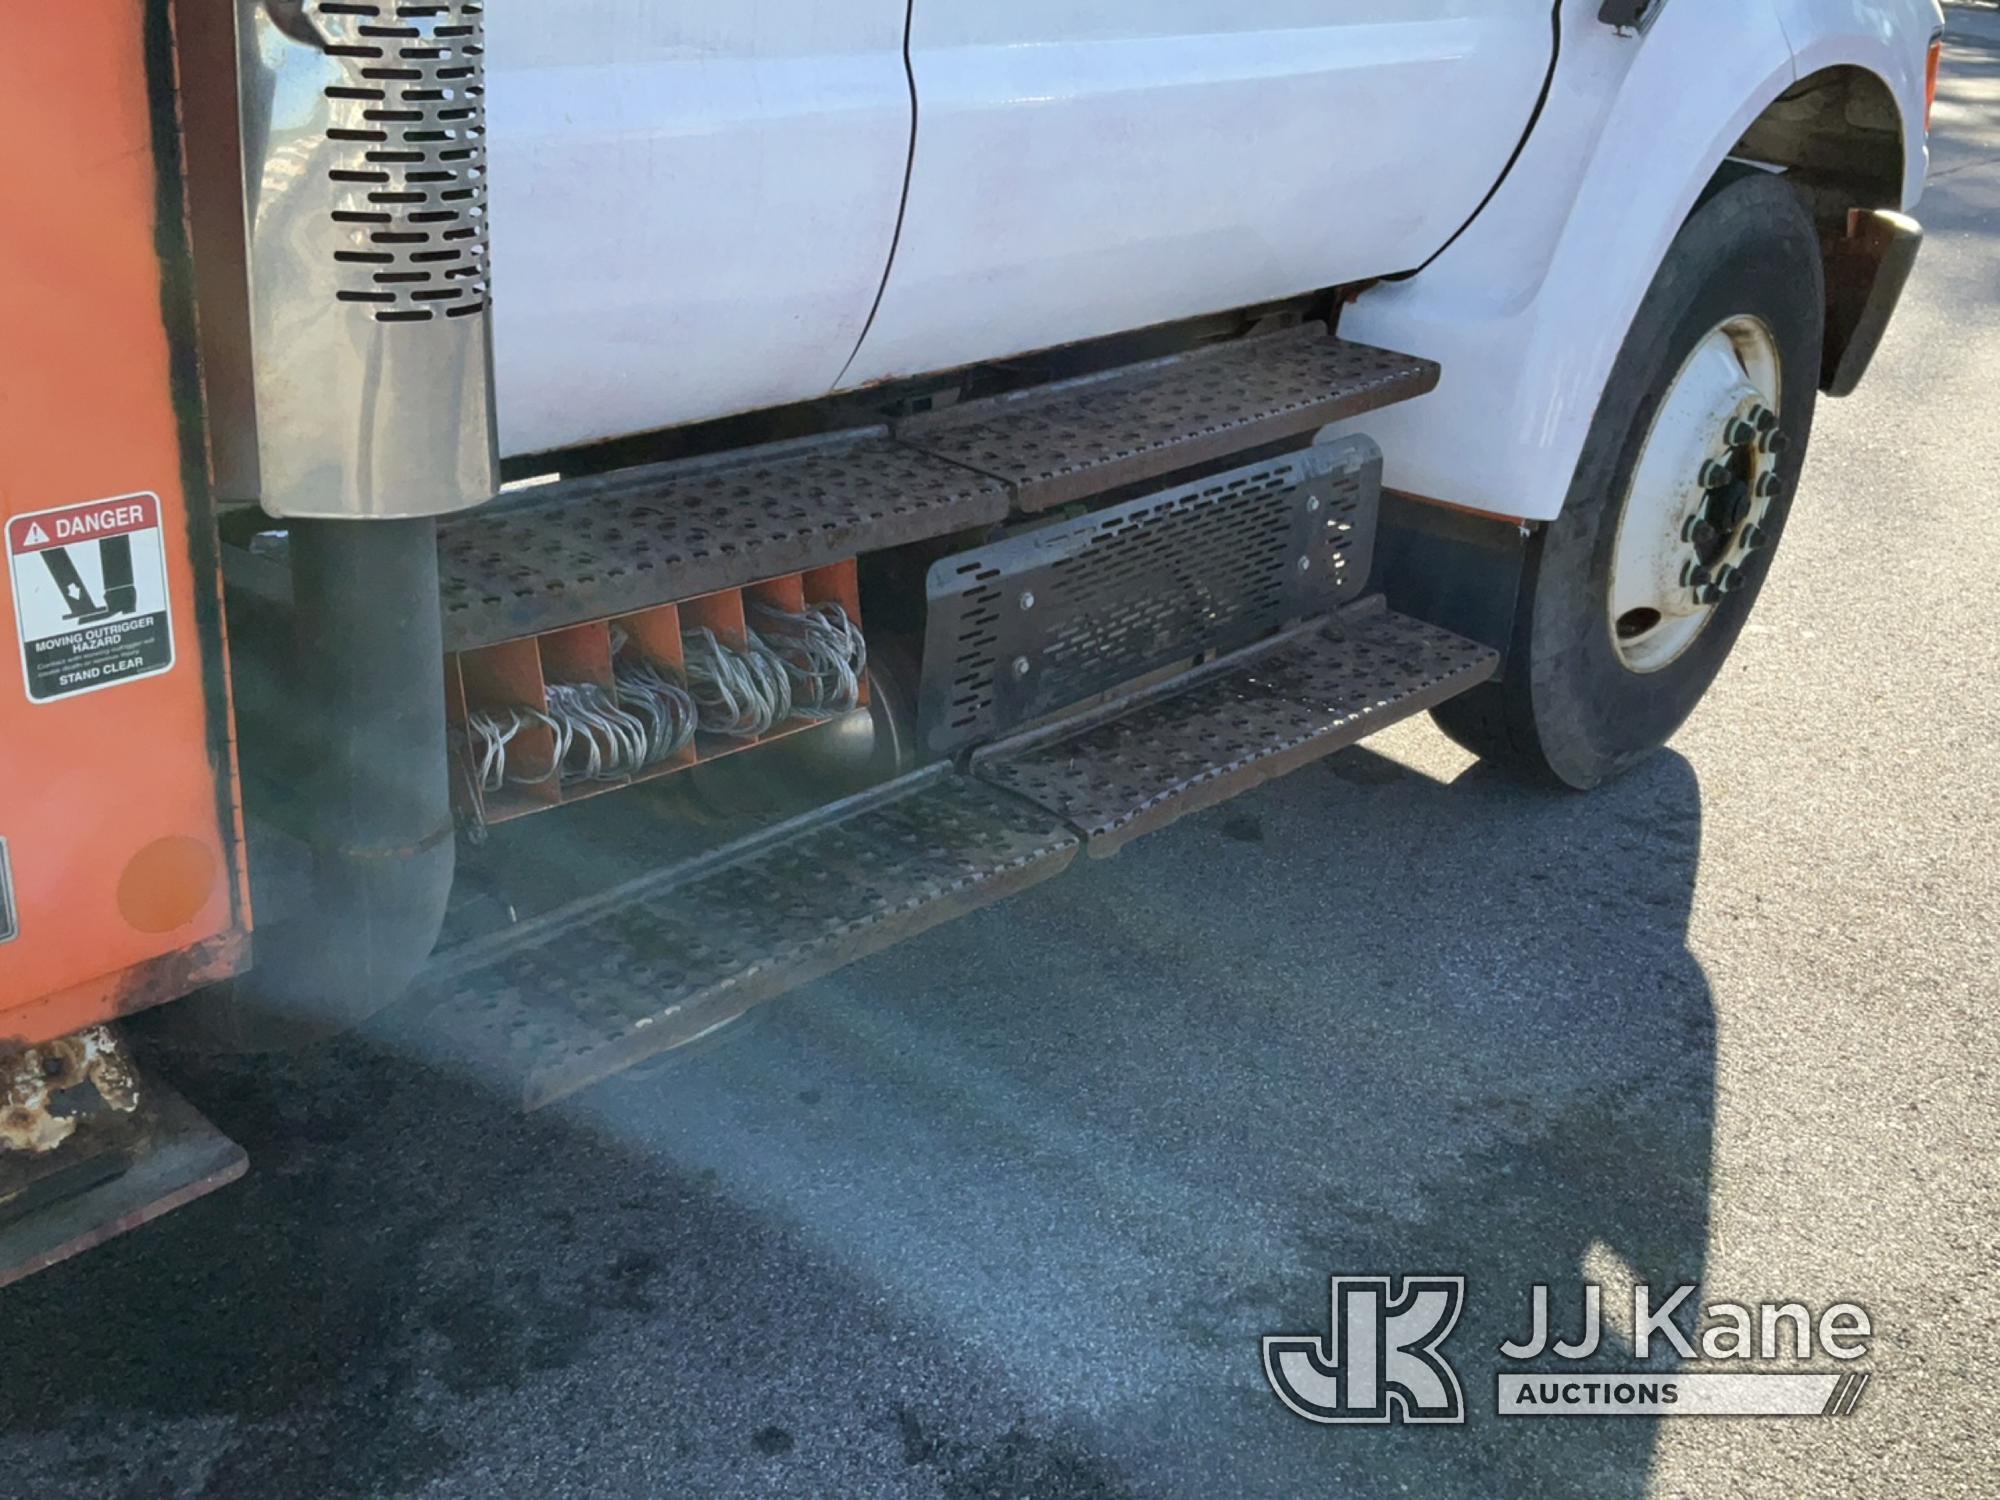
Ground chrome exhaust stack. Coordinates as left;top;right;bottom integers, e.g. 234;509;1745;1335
179;0;496;520
173;1;496;1037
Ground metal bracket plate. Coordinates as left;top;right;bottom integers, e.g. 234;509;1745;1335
0;1072;246;1290
919;437;1382;757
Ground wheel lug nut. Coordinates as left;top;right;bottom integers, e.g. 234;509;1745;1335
1693;584;1723;606
1762;430;1791;456
1682;561;1713;588
1742;524;1769;551
1750;405;1779;434
1725;418;1760;447
1682;514;1717;544
1755;473;1784;499
1717;566;1746;596
1699;460;1734;489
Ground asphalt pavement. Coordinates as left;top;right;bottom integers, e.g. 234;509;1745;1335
4;13;1997;1499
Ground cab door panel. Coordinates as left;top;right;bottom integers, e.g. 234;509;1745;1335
486;4;914;457
841;0;1555;389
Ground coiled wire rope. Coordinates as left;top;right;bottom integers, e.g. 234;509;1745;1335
682;625;792;739
457;604;865;826
746;600;867;721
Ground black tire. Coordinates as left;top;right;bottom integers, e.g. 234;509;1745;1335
1434;171;1825;790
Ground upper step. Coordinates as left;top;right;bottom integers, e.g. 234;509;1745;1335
437;433;1011;653
435;327;1437;650
895;326;1436;514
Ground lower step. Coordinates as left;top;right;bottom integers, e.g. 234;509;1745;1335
412;603;1496;1108
974;601;1499;857
412;772;1081;1110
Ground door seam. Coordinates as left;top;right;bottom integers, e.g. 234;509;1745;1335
834;0;920;390
1402;0;1566;280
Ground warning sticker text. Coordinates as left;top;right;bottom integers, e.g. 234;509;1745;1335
7;492;176;703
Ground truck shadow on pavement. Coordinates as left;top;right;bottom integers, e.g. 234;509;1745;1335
0;744;1717;1500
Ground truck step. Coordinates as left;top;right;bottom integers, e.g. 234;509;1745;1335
896;325;1437;514
412;601;1492;1108
434;326;1436;649
412;772;1082;1110
972;601;1499;857
438;433;1011;653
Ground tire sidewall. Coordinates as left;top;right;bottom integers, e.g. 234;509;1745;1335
1523;174;1825;788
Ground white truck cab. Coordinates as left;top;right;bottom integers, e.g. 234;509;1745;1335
477;0;1940;521
486;1;1560;456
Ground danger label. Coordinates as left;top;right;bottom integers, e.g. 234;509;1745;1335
8;492;175;703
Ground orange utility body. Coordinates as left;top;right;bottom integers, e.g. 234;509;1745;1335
0;3;249;1047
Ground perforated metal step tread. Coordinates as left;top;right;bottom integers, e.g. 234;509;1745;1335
411;771;1080;1109
972;606;1499;857
896;326;1438;513
437;432;1011;650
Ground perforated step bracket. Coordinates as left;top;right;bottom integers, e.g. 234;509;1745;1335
970;599;1501;857
919;436;1382;757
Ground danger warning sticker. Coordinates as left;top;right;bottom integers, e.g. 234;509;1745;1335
7;492;176;703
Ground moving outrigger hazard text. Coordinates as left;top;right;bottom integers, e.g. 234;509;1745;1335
7;492;175;703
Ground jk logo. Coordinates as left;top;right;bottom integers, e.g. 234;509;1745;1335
1263;1276;1467;1425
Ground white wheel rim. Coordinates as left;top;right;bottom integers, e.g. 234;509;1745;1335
1607;315;1786;674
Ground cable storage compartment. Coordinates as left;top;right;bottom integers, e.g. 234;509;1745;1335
447;560;868;831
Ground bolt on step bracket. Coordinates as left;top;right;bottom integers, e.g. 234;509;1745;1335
920;435;1382;757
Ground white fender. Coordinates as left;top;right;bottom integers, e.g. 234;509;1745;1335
1327;0;1937;524
1773;0;1939;210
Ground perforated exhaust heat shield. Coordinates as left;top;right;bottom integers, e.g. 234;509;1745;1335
180;1;497;518
919;435;1381;756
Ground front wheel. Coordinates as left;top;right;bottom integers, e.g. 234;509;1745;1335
1435;171;1826;790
